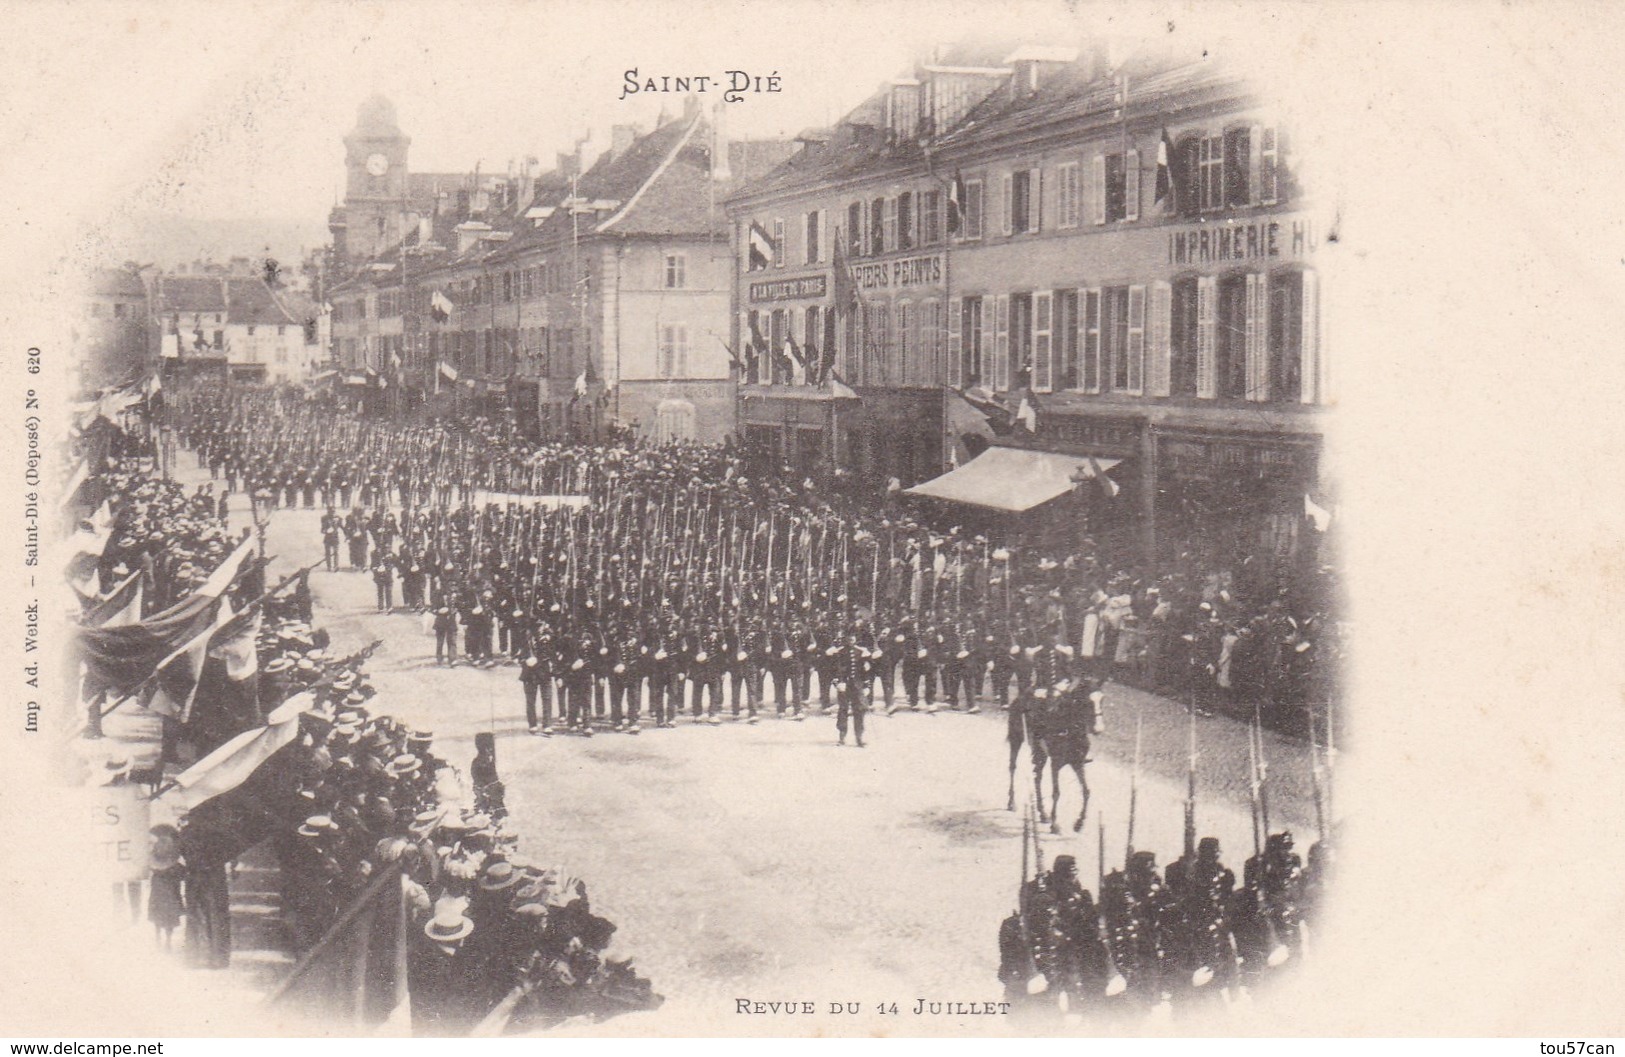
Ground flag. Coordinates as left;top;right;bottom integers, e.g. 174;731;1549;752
83;571;144;628
439;361;458;382
747;221;774;271
1155;126;1175;208
1016;389;1039;433
1084;455;1121;498
1304;493;1333;532
786;332;810;374
430;290;453;322
148;597;234;721
947;170;965;234
157;693;313;812
194;535;257;599
947;385;1016;436
210;606;262;680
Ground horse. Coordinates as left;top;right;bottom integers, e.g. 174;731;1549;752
1007;678;1105;833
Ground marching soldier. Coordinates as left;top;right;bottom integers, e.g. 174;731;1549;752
835;629;871;748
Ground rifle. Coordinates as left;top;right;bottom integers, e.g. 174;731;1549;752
1125;710;1142;865
1184;688;1199;862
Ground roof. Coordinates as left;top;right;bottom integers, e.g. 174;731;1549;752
151;274;298;325
89;268;147;299
152;275;227;314
730;42;1241;206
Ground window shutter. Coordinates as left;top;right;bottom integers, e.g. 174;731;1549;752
1125;149;1140;221
1196;276;1217;398
820;209;830;263
1033;291;1053;391
997;173;1011;235
1030;168;1043;233
1126;284;1146;394
946;297;962;388
994;294;1010;390
884;196;898;253
1249;125;1263;205
1083;288;1101;393
1245;272;1268;401
1301;269;1320;404
1091;154;1107;225
1149;281;1172;397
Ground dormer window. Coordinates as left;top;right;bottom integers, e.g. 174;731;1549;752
888;81;921;141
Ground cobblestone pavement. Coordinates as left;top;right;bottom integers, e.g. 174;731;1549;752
199;455;1325;1036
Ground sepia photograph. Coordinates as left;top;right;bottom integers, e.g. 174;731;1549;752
5;0;1624;1044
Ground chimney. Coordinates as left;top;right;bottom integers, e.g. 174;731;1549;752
709;102;731;183
455;221;491;255
610;123;639;160
682;93;702;122
419;216;433;244
556;151;578;180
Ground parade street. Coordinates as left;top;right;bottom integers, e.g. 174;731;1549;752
188;448;1326;1036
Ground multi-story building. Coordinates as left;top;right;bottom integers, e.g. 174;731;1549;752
326;95;793;441
73;267;153;393
151;271;313;385
726;42;1329;566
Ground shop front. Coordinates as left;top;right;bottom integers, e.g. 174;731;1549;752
1151;427;1322;573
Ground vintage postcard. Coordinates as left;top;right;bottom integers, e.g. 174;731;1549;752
3;0;1623;1042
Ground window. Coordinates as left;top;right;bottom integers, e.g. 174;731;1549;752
1261;269;1313;401
1216;274;1248;398
503;271;514;302
1082;290;1101;393
804;305;822;363
804;212;821;265
869;301;889;384
654;399;697;443
1009;293;1032;387
1224;127;1252;208
1057;162;1082;228
772;219;785;267
1170;277;1200;396
1199;135;1225;212
1033;292;1052;391
921;189;941;245
659;324;689;378
962;179;984;239
114;302;127;319
247;325;257;336
1259;126;1280;205
278;324;286;336
896;301;912;383
664;254;687;289
212;330;224;349
960;296;984;385
920;299;940;386
1010;169;1039;234
897;192;914;250
868;199;884;256
1098;151;1140;223
1055;290;1079;390
883;196;897;253
847;202;864;256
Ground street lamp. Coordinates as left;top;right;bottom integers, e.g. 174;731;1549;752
250;487;272;558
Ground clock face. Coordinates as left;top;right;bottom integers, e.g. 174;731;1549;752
366;152;390;177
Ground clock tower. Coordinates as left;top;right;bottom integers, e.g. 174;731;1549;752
335;94;412;263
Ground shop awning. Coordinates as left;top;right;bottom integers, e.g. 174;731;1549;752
905;446;1121;512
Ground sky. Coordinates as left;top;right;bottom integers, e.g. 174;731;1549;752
1;0;1223;267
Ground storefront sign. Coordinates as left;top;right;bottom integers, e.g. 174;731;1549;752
1162;437;1314;479
850;254;944;291
749;275;828;302
1166;215;1318;267
1040;417;1141;455
82;785;151;882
